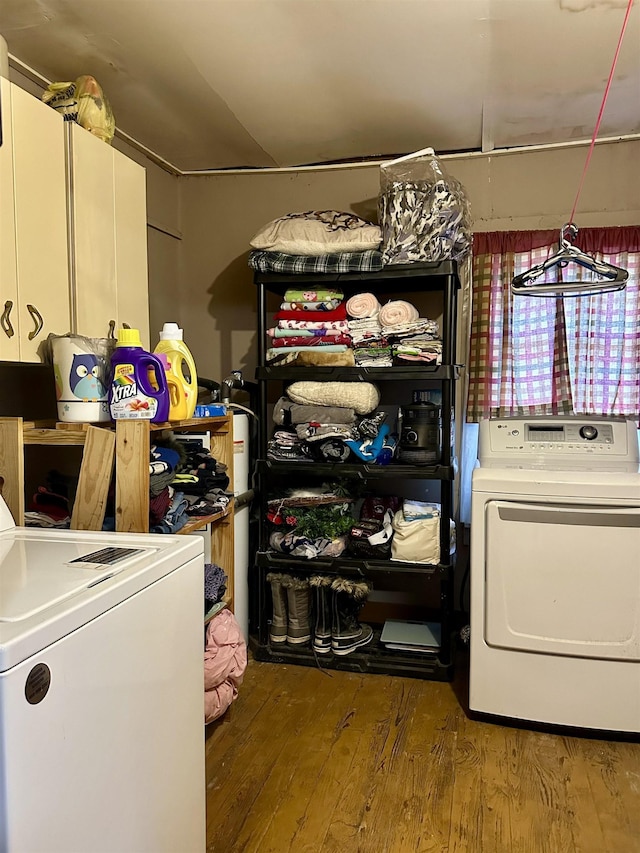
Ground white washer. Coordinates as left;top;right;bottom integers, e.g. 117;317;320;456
470;416;640;732
0;497;206;853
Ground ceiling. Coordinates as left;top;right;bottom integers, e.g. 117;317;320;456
0;0;638;172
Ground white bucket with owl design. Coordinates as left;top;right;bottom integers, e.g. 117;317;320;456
51;335;112;422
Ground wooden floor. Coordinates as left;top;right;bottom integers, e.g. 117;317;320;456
205;654;640;853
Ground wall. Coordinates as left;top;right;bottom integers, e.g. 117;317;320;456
179;138;640;383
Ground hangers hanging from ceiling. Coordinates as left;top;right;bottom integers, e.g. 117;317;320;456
511;223;628;298
512;0;634;299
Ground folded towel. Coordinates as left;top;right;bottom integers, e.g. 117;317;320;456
278;319;349;332
290;350;356;367
268;327;346;338
379;300;419;327
287;381;380;415
284;288;343;302
270;334;351;347
275;304;347;322
280;300;343;312
346;292;381;320
266;345;348;361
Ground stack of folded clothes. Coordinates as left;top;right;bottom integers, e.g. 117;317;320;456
379;300;441;365
248;210;388;367
149;439;232;533
266;287;354;365
346;292;392;367
268;381;396;464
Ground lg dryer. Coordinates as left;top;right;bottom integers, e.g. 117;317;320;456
470;417;640;732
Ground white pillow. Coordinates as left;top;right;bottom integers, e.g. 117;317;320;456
250;210;382;255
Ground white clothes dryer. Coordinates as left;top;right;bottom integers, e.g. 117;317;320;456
470;416;640;732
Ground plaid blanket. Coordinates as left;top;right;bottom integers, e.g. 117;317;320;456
249;249;384;274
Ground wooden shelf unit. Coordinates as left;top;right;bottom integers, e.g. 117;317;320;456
0;414;235;606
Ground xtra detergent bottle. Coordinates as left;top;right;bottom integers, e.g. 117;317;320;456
109;328;169;422
153;323;198;420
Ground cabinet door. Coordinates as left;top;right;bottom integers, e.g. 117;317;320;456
69;122;117;340
70;125;149;347
114;149;149;348
0;79;19;361
11;83;70;361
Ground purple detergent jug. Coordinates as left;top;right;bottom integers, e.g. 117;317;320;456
108;329;169;423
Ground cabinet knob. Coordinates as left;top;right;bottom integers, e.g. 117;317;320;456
26;304;44;341
1;301;15;338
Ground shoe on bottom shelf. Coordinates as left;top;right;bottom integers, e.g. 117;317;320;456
330;577;374;656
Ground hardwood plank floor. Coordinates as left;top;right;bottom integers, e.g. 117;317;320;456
205;655;640;853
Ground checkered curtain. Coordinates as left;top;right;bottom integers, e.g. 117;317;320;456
466;227;640;421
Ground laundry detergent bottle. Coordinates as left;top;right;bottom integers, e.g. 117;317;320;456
153;322;198;420
109;328;169;422
156;352;189;421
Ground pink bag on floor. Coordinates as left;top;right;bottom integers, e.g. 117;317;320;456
204;609;247;724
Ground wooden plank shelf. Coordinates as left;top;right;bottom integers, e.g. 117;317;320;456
0;414;236;609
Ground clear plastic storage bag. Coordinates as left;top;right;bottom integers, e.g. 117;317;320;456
378;147;472;265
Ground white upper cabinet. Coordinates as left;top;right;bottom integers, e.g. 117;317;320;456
0;78;19;361
0;83;150;363
0;80;70;362
68;123;150;349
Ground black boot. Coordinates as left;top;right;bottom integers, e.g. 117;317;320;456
330;578;374;656
309;575;333;654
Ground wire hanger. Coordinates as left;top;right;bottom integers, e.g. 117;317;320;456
511;0;634;299
511;223;628;298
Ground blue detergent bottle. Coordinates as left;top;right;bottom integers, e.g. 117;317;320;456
109;328;170;422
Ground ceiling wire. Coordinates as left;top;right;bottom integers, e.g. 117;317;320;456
567;0;636;226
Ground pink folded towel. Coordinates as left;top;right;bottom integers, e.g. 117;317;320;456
346;292;381;319
379;300;419;327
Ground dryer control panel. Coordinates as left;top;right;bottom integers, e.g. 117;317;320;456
479;416;639;465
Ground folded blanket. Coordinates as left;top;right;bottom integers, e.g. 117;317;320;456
275;304;347;322
270;334;351;347
346;292;381;320
287;381;380;415
291;350;356;367
278;319;349;332
379;300;419;327
249;249;384;274
264;349;356;367
267;344;348;360
280;299;343;312
383;318;439;339
268;327;346;338
295;423;358;442
273;397;357;425
284;288;343;302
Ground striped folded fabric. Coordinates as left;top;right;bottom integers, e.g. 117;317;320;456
248;249;384;274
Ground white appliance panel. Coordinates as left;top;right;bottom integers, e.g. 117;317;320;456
0;557;205;853
484;500;640;659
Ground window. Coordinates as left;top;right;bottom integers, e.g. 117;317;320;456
466;227;640;421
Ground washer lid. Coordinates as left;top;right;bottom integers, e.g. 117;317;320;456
0;538;143;622
0;527;203;672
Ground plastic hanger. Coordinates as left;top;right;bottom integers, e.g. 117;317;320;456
511;224;628;298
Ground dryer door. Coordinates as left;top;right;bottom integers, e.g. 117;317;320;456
484;500;640;660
